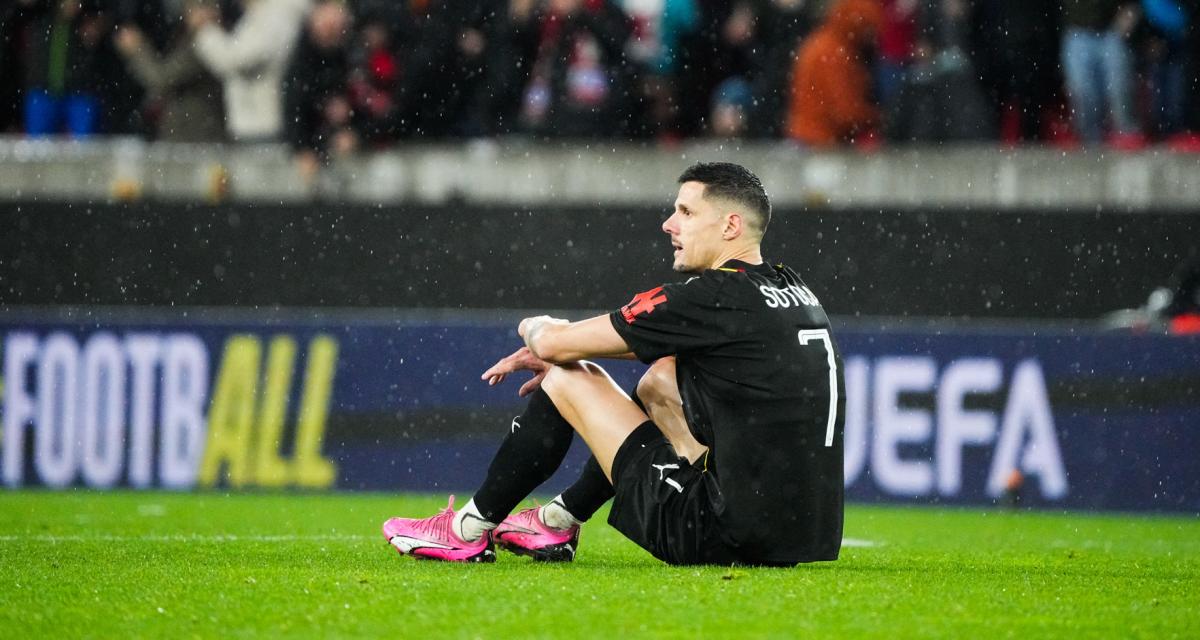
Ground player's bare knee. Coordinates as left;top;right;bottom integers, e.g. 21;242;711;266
636;358;677;404
541;361;601;397
635;370;661;404
540;364;569;397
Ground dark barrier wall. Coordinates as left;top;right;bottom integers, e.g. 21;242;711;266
1;202;1196;318
2;310;1197;513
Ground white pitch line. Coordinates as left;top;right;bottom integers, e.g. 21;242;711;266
842;538;880;548
0;534;369;543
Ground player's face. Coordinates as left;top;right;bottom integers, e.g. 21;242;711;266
663;181;727;273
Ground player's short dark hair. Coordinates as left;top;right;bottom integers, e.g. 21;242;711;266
677;162;772;237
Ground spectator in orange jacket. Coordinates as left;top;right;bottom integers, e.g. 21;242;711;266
785;0;883;147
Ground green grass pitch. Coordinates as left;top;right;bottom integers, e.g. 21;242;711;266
1;491;1196;638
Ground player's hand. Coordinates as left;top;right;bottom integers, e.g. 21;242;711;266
482;346;550;396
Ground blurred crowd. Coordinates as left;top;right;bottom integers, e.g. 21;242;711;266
3;0;1200;164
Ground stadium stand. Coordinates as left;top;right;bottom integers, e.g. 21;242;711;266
3;0;1200;151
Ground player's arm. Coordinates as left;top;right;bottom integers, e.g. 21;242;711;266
480;315;632;396
520;314;632;363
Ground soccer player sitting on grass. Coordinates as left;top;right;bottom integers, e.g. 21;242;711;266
382;162;846;566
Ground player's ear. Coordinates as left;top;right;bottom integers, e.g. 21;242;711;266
723;211;744;240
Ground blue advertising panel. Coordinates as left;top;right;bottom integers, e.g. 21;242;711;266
1;310;1197;513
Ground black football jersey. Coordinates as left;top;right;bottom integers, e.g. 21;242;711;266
609;259;845;563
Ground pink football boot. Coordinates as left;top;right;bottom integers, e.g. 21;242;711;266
381;495;496;563
493;504;580;562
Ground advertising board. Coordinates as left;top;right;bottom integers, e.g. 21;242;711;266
2;310;1196;512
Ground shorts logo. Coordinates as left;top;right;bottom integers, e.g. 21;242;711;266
652;463;684;493
621;287;668;324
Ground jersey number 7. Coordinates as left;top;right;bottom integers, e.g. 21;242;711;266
797;329;838;447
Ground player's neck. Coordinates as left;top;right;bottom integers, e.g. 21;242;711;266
709;245;763;270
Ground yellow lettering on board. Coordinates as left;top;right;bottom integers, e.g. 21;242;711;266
199;336;261;488
292;335;338;488
255;336;296;488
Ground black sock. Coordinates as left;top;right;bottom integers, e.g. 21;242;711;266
560;455;615;521
472;388;575;523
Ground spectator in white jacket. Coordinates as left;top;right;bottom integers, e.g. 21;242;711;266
186;0;311;141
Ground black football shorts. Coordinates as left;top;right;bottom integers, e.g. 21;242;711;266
607;421;737;566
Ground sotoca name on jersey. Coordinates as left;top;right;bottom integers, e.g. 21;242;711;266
758;284;821;309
